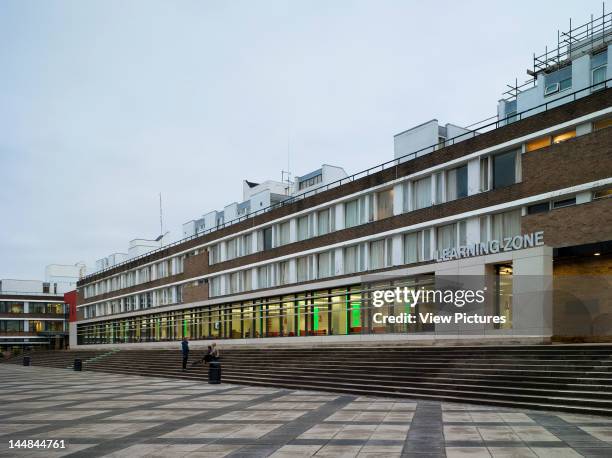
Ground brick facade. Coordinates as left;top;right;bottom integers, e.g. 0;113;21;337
77;88;612;290
522;198;612;248
79;126;612;305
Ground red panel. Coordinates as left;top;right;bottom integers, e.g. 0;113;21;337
64;290;77;322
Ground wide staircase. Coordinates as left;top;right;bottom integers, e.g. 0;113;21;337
0;349;111;369
5;345;612;415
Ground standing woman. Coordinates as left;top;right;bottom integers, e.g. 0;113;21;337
181;337;189;371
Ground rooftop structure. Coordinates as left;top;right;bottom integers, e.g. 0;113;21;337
181;165;348;239
499;7;611;123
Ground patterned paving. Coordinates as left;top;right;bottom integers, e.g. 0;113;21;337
1;365;612;457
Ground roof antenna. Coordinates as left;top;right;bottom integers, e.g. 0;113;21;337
157;192;165;244
281;130;293;194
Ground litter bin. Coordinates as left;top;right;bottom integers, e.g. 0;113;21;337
74;358;82;371
23;356;31;366
208;360;221;384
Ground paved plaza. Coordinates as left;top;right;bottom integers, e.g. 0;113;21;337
1;366;612;457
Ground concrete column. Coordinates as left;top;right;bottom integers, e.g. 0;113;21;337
511;246;553;337
69;322;77;347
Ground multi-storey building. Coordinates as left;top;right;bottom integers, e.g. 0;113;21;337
74;12;612;348
0;265;83;352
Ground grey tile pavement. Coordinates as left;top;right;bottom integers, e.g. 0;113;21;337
0;365;611;457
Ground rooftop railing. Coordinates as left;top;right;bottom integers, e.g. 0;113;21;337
534;9;612;73
80;77;612;284
0;291;66;297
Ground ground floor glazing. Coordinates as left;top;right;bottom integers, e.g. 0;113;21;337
77;270;517;345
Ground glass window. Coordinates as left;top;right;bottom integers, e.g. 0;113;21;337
404;233;419;264
330;289;347;336
446;165;468;201
592;49;608;68
434;172;443;204
459;220;467;246
593;65;607;89
297;216;309;241
593;187;612;199
527;202;550;214
413;176;432;210
369;240;386;270
278;222;291;246
209;277;221;297
493;150;517;189
492;210;521;240
278;261;290;285
437;224;457;252
376;189;394;220
317;208;332;235
553;197;576;208
422;230;431;261
229;272;240;294
480;157;489;191
281;297;296;337
402;182;410;212
209;245;220;264
345;199;359;228
226;238;237;260
559;77;572;91
297;256;309;282
553;130;576;144
243;270;252;291
241;233;252;256
344;245;359;274
526;136;552;152
258;267;266;288
298;173;322;190
594;118;612;131
317;252;332;278
263;227;273;250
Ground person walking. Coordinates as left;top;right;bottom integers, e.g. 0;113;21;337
181;337;189;371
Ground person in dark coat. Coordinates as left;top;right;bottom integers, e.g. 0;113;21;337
181;337;189;371
203;345;213;364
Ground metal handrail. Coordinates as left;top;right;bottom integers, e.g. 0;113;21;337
80;78;612;284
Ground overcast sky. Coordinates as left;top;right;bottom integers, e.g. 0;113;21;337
0;0;604;280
